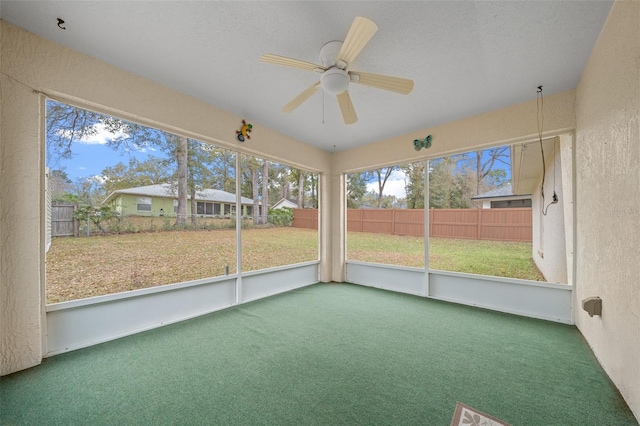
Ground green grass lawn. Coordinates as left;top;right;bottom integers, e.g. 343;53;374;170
347;232;544;280
46;228;544;304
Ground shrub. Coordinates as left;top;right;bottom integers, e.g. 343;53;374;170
268;207;293;227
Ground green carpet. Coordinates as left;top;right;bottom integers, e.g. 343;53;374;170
1;283;636;425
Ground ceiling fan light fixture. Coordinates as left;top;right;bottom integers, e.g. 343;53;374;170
321;68;349;95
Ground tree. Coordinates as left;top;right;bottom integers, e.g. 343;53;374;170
360;191;398;208
101;158;171;196
485;168;509;188
261;162;289;207
47;169;75;201
72;175;107;209
308;174;318;208
208;148;236;193
174;136;188;227
261;159;269;224
402;162;425;209
346;173;367;208
46;102;104;166
186;140;221;225
364;167;397;208
46;100;163;166
428;157;472;209
295;170;305;208
245;157;261;224
473;147;509;195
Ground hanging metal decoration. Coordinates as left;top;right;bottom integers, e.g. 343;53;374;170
236;120;253;142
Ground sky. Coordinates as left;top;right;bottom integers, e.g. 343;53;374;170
365;169;407;199
48;124;160;182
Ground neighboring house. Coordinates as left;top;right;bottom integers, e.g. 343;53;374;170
102;183;258;217
271;198;299;210
511;137;572;285
471;184;532;209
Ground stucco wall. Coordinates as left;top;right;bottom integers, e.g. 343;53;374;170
0;74;45;375
574;0;640;419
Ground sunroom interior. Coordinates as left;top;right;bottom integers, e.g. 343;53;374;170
1;1;638;423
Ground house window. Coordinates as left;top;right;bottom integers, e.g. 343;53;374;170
224;204;231;215
173;199;178;214
196;202;215;216
246;206;253;216
214;203;221;215
137;197;152;211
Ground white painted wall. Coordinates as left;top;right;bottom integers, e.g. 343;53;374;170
531;136;569;284
574;1;640;419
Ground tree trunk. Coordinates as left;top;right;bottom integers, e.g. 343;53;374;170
261;160;269;224
297;171;304;208
476;151;482;196
281;168;290;200
377;170;383;208
375;167;395;208
174;136;188;227
190;186;197;226
252;168;259;225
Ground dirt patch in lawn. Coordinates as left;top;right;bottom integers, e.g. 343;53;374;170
46;227;318;304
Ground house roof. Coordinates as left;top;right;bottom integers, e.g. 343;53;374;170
103;184;254;205
472;184;531;200
272;198;299;209
0;2;612;152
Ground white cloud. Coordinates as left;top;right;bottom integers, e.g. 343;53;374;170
59;123;126;145
366;169;407;198
91;175;107;184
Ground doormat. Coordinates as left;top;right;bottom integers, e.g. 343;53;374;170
450;402;511;426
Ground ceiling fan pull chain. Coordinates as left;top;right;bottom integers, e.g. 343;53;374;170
322;90;325;125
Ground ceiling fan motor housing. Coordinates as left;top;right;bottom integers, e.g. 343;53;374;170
319;41;349;95
319;40;343;67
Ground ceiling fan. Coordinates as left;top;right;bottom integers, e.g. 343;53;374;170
260;16;414;125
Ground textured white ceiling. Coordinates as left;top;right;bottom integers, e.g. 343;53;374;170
1;1;612;152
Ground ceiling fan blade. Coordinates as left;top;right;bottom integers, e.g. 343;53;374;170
349;71;414;95
282;82;321;113
336;90;358;125
337;17;378;67
261;54;325;72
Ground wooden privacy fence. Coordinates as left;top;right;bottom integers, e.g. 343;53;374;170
292;208;318;230
51;202;78;237
429;208;532;242
293;208;532;242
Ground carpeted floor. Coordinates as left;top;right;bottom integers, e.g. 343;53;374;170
1;283;637;425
